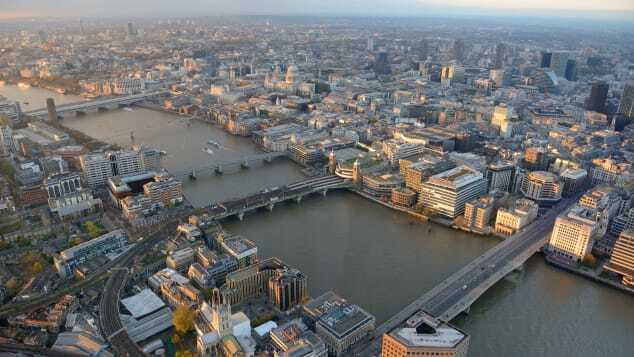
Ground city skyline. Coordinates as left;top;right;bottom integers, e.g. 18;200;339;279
2;0;634;20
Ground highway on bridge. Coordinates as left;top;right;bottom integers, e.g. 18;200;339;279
364;196;579;356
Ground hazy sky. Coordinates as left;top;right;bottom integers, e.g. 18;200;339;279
2;0;634;19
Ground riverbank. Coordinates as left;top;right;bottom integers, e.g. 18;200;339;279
545;255;634;295
350;188;430;222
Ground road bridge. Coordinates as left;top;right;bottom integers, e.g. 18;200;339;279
172;151;288;180
363;196;578;355
23;90;170;118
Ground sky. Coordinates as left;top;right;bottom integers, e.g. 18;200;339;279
2;0;634;19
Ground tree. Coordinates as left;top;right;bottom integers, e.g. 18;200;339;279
172;305;195;335
175;351;193;357
83;221;102;238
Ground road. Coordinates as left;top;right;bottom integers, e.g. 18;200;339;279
0;342;87;357
363;196;579;356
0;211;186;318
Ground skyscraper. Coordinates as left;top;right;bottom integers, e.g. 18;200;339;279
452;39;466;63
127;22;136;37
585;81;609;114
550;52;570;77
374;51;390;75
540;51;552;68
564;59;577;81
618;81;634;118
367;37;374;51
494;42;508;69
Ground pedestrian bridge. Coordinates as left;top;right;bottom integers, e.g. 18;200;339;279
24;90;170;118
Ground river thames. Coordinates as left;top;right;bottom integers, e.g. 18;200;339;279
2;85;633;357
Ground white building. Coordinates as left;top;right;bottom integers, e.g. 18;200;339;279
419;166;487;218
494;199;539;236
548;207;600;262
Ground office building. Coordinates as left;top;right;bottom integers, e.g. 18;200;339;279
559;168;588;196
618;81;634;118
540;52;552;68
303;291;375;356
564;59;577;81
44;172;102;220
220;236;258;268
0;125;16;156
267;268;308;312
590;158;632;188
464;194;502;230
54;229;128;277
166;247;195;273
80;149;160;187
381;310;469;357
485;161;515;192
270;319;327;357
519;171;562;205
374;51;391;75
585;81;609;114
494;199;539;236
604;230;634;286
548;207;601;262
419;166;487;218
222;258;286;305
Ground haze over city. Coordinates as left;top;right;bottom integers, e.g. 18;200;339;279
2;0;634;19
0;1;632;357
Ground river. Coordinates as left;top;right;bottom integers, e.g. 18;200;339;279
2;85;633;357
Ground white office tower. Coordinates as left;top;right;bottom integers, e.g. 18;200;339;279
548;207;601;262
420;165;487;218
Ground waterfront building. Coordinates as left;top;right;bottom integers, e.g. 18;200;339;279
463;193;504;230
166;247;195;273
44;172;102;220
485;161;515;192
143;173;183;206
80;149;160;187
363;173;404;198
267;268;308;312
604;230;634;286
419;166;487;218
220;236;258;268
133;144;162;172
54;229;128;277
494;199;539;236
381;310;469;357
400;156;455;194
548;207;601;262
302;291;375;356
270;319;327;357
519;171;562;205
391;187;417;207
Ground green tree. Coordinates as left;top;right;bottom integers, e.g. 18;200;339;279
172;305;195;335
83;221;102;238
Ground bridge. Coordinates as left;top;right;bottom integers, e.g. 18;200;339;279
204;175;351;221
363;196;578;355
23;90;170;118
173;151;289;180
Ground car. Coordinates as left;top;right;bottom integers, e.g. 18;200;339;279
462;285;467;290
